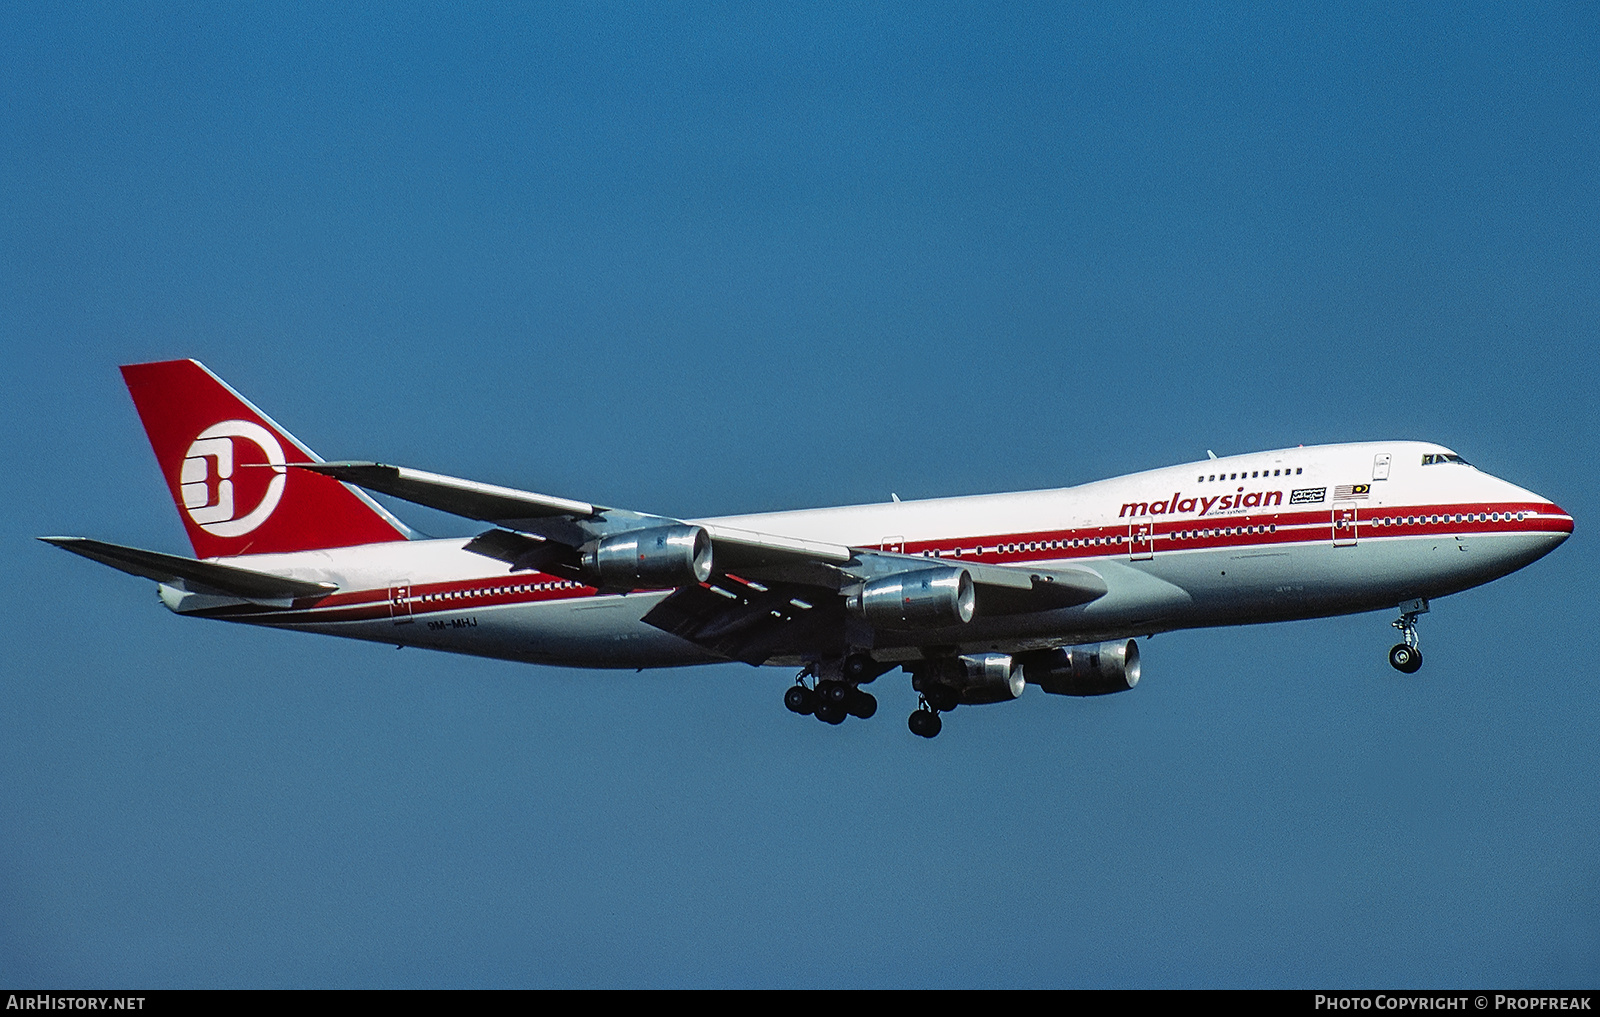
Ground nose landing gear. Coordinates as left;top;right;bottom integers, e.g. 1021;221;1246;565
1388;598;1428;674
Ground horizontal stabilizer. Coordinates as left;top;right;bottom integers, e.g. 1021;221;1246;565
39;537;337;601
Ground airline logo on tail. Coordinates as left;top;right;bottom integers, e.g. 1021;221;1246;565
180;421;287;537
121;359;409;558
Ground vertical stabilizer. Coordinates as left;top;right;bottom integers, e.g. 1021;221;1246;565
121;360;409;559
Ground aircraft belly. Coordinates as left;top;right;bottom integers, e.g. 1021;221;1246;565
1145;530;1566;627
510;595;723;667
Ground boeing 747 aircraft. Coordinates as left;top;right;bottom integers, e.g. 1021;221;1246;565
45;360;1573;737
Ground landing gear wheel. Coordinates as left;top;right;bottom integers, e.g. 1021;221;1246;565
843;653;880;684
1389;643;1422;674
817;679;849;706
814;700;847;725
908;709;942;738
784;685;816;715
846;689;877;719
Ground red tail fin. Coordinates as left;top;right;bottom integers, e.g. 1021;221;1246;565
121;360;409;558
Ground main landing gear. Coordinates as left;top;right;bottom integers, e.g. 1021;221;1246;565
784;658;878;726
783;653;957;737
907;702;942;739
905;680;960;738
1388;598;1428;674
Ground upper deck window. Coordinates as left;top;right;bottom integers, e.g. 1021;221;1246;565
1421;453;1472;466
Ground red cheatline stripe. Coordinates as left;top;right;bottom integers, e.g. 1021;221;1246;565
900;501;1567;564
200;501;1567;622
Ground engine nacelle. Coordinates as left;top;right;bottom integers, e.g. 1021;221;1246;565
583;524;713;590
848;567;975;628
915;652;1025;707
1021;640;1141;696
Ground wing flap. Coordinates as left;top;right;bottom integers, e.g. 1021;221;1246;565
461;528;583;576
643;575;848;665
40;537;337;601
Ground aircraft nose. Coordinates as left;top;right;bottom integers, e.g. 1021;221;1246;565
1541;500;1575;538
1490;472;1573;539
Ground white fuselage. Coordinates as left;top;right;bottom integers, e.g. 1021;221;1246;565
167;441;1571;669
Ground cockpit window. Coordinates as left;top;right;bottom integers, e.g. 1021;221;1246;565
1421;453;1472;466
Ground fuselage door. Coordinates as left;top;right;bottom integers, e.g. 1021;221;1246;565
1373;453;1392;481
389;583;413;624
1332;503;1358;547
880;535;904;554
1129;520;1154;561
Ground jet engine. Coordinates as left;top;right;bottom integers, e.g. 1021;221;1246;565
583;524;713;590
848;567;976;628
914;652;1025;708
1020;640;1141;696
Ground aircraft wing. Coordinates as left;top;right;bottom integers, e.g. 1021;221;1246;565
294;462;617;547
40;536;338;601
294;461;859;578
298;461;1107;663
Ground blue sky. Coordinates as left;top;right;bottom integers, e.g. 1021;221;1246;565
2;3;1596;987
